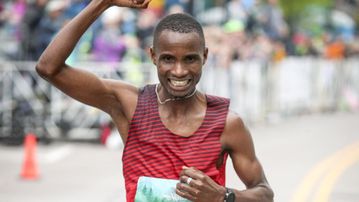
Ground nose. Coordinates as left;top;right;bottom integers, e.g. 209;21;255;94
172;62;188;77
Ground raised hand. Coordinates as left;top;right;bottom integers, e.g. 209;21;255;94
109;0;152;9
176;166;226;202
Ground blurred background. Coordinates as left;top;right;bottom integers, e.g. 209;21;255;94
0;0;358;202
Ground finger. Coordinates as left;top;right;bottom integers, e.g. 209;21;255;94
180;175;196;186
176;183;198;201
183;176;208;197
130;0;151;8
142;0;152;8
182;165;190;169
181;167;204;181
180;166;197;176
182;165;197;170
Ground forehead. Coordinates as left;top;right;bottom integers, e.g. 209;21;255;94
154;30;203;52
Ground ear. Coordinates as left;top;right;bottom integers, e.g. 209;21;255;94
203;47;209;65
149;46;157;65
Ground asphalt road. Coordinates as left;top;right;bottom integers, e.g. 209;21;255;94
1;112;358;202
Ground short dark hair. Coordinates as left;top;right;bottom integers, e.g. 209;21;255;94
153;13;205;49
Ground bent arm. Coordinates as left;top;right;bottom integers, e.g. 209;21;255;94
37;0;108;77
36;0;149;116
222;112;274;201
36;0;121;114
37;0;150;76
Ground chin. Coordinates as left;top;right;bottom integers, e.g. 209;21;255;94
168;90;186;98
173;89;196;99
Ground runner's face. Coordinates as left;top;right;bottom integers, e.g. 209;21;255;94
151;30;208;98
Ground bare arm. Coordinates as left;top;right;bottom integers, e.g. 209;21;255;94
223;111;274;201
176;111;273;202
36;0;150;117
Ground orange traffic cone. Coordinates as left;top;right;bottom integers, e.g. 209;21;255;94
20;133;39;180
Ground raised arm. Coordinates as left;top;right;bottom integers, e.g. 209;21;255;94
223;111;274;201
36;0;150;116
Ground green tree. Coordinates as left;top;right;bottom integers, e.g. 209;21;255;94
278;0;334;36
279;0;333;22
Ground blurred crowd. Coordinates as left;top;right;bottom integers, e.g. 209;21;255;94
0;0;359;68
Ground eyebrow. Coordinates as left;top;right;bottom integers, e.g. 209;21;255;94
185;52;200;56
158;53;175;58
184;53;201;58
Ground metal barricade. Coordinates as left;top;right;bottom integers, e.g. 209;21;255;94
1;58;358;144
0;61;155;144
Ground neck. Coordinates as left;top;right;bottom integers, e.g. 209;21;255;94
157;86;207;119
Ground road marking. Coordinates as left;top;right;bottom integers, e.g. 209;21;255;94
313;142;359;202
43;145;73;164
290;149;339;202
290;141;359;202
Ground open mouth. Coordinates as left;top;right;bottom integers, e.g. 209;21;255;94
167;79;193;96
169;79;190;87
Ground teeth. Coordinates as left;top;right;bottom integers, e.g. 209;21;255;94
171;80;188;87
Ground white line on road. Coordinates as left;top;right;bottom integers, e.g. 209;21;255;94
42;145;73;164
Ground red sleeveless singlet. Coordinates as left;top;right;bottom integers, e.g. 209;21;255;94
122;84;230;201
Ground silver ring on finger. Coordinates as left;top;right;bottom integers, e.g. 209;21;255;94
186;177;193;185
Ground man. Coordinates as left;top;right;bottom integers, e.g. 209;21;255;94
19;0;48;60
36;0;274;201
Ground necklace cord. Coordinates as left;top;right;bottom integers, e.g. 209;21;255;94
155;83;197;105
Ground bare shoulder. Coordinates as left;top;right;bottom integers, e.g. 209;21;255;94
222;111;248;139
221;111;254;152
101;79;139;120
224;111;246;132
104;79;139;96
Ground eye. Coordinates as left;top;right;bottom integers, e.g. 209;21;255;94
160;55;175;63
184;55;199;63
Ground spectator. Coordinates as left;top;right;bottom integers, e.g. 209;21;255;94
1;0;26;28
0;2;3;27
226;0;249;25
255;0;288;41
0;1;20;58
165;0;190;14
0;0;357;62
92;7;127;64
18;0;48;60
136;10;158;50
167;3;185;15
35;0;67;60
325;37;346;60
63;0;90;19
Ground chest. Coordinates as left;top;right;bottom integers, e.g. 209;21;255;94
160;115;203;137
158;104;207;137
